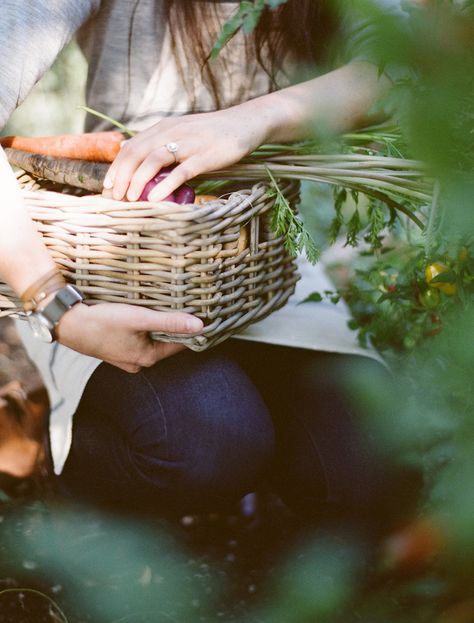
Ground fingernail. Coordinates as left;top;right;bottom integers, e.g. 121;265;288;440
186;318;203;332
103;177;113;190
127;190;138;202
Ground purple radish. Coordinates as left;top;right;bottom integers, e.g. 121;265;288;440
139;166;175;202
174;184;195;204
139;166;195;204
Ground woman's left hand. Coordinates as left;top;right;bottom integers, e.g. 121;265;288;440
104;61;392;203
104;103;272;202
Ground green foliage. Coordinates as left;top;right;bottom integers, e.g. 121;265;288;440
0;504;210;623
317;0;474;355
210;0;288;58
257;538;362;623
367;200;385;250
266;166;321;264
345;205;362;248
320;239;474;355
329;188;346;243
240;127;429;262
369;1;474;175
296;3;474;617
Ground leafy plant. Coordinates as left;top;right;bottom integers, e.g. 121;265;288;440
210;0;289;59
265;165;320;263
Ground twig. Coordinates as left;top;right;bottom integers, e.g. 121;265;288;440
0;588;69;623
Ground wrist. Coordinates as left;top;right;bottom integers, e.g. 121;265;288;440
230;96;283;148
241;91;308;145
55;301;90;344
21;268;66;312
28;285;85;343
242;96;283;145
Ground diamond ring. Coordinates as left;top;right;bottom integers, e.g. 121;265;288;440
165;142;179;163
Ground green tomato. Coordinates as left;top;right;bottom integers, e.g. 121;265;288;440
419;288;441;309
403;335;417;350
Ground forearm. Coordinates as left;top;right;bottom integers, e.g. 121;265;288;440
106;61;393;203
246;61;392;145
0;147;56;295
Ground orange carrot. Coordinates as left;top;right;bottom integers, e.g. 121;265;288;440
0;131;124;162
194;195;219;205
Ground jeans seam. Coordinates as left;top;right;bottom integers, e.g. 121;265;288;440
289;412;333;503
137;370;169;461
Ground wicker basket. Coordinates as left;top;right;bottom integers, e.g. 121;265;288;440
0;174;300;350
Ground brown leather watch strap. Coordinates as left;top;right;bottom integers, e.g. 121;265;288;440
20;269;67;312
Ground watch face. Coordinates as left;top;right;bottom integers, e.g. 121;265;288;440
28;315;54;343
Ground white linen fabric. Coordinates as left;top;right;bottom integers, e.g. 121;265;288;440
0;0;399;474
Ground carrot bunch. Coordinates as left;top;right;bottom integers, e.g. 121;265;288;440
0;131;124;162
1;132;219;204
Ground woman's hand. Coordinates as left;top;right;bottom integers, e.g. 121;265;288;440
56;302;203;373
103;62;392;204
103;102;273;203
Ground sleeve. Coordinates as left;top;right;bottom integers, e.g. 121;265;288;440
0;0;100;130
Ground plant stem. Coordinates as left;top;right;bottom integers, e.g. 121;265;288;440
78;106;136;137
424;180;442;257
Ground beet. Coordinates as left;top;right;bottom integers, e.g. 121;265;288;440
139;167;175;202
174;184;196;204
139;166;194;204
140;178;175;202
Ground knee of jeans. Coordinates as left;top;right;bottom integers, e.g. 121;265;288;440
128;415;274;509
127;356;275;507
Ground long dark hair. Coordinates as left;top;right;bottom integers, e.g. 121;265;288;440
164;0;339;108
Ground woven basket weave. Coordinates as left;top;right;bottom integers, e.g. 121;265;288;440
0;174;300;350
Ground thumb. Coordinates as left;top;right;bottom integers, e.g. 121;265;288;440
135;309;203;334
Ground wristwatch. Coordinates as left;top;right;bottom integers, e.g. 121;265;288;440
28;285;84;343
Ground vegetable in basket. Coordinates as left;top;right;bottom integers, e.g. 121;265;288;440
139;166;195;203
0;131;124;163
5;147;196;204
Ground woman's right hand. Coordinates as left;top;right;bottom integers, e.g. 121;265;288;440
1;150;202;373
56;302;203;373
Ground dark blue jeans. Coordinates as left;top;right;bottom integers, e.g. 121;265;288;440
58;341;387;525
